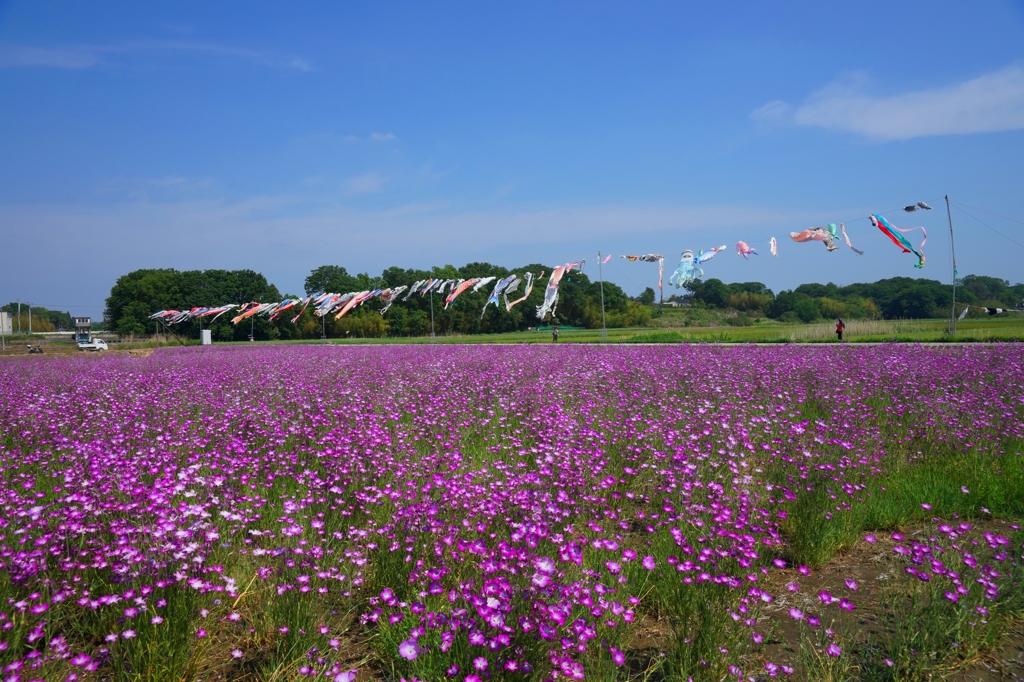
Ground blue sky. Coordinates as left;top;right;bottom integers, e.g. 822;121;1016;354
2;1;1024;316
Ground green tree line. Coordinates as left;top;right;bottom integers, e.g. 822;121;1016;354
681;274;1024;322
1;303;74;333
105;264;650;339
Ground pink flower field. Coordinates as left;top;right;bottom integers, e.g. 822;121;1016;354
0;345;1022;681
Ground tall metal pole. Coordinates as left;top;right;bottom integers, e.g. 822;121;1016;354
17;301;21;334
598;251;607;342
658;258;664;315
1;307;6;350
321;311;326;342
429;286;436;342
28;304;32;334
946;195;958;338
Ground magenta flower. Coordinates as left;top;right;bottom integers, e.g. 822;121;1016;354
611;647;625;665
844;579;857;591
826;643;842;657
789;608;804;620
642;556;656;570
398;639;419;660
818;590;834;604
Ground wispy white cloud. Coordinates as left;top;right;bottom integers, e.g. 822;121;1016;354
749;100;791;127
753;65;1024;141
0;45;101;69
0;40;312;71
369;132;397;142
96;175;220;199
346;173;389;195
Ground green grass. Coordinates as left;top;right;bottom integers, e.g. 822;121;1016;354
189;316;1024;347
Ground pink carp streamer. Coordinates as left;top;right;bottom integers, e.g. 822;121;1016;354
770;237;778;257
790;226;838;252
736;241;758;259
445;279;480;309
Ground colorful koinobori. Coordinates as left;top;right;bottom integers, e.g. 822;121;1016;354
149;304;238;326
621;254;665;300
959;304;1023;319
668;246;727;288
870;214;927;269
149;269;561;327
148;200;947;326
790;224;840;252
736;241;757;259
536;262;582;320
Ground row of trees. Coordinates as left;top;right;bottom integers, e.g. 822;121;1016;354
104;266;1022;338
679;275;1024;322
105;264;651;340
105;269;284;340
1;303;74;333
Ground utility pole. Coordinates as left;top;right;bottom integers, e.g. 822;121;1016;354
17;301;21;334
658;258;664;315
598;251;607;342
28;303;32;334
429;286;436;342
321;310;326;342
946;195;958;338
1;306;6;350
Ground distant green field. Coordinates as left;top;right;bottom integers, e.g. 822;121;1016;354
13;317;1019;351
246;316;1024;345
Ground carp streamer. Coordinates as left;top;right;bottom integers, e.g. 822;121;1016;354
870;214;927;269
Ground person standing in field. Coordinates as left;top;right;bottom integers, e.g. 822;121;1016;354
552;324;559;343
835;318;845;342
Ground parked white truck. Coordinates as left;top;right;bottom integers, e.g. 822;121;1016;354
78;339;108;351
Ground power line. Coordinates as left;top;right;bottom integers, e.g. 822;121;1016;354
951;203;1024;251
949;200;1024;227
